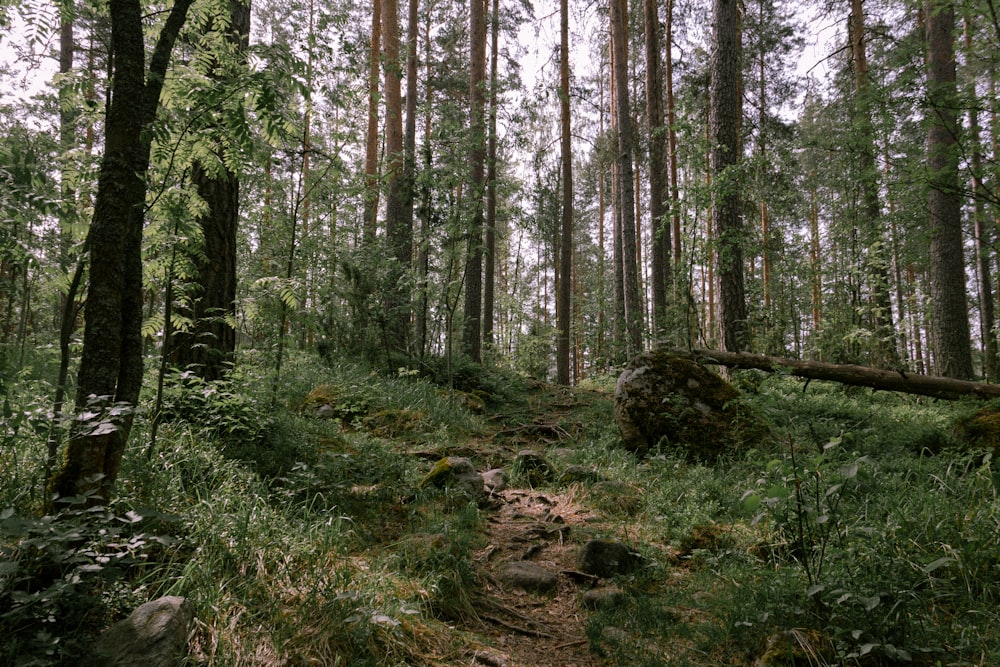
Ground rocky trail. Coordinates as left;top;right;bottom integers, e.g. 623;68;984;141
434;382;650;667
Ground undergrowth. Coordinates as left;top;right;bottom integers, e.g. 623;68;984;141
2;353;999;665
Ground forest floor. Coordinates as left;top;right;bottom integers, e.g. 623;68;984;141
8;356;999;666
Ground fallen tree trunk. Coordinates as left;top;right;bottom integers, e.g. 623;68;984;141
674;348;1000;401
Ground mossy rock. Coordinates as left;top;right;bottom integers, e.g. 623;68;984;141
952;406;1000;461
614;350;770;460
301;384;371;423
420;456;474;488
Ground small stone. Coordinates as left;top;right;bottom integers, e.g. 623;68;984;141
498;561;559;594
558;464;604;485
512;450;554;485
580;586;627;610
578;539;641;578
482;468;509;492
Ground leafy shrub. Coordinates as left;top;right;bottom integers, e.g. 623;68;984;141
0;503;173;666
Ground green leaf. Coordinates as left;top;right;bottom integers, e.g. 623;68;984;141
922;556;955;574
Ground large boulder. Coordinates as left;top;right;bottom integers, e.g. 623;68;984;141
614;350;765;460
93;596;194;667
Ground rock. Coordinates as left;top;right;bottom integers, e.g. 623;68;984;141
578;539;641;578
419;456;485;501
952;407;1000;461
511;450;554;486
93;596;194;667
498;561;559;594
614;349;766;460
580;585;627;610
753;629;834;667
482;468;509;493
600;625;631;645
315;404;337;419
472;650;510;667
558;464;604;485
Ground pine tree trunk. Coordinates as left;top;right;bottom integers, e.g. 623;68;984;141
645;0;669;336
383;0;410;352
556;0;573;385
363;0;382;246
925;0;973;379
484;0;499;350
964;16;997;380
710;0;747;352
610;0;643;357
849;0;898;367
463;0;488;362
172;0;248;381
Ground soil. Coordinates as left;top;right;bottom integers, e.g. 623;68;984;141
469;488;605;667
451;382;624;667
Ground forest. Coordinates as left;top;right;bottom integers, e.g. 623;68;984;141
2;0;1000;665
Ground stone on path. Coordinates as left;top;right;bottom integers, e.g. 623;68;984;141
498;561;559;594
578;539;641;578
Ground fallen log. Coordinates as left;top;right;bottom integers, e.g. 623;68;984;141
672;348;1000;401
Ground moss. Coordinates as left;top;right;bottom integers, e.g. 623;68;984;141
616;351;770;461
419;457;454;489
952;406;1000;460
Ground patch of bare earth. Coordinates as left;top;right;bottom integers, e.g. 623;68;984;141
461;487;608;667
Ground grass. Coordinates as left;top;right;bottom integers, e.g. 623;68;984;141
2;352;1000;665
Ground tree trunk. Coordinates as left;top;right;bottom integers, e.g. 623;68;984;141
964;15;997;380
51;0;194;506
463;0;488;362
925;0;973;379
710;0;748;351
665;0;682;268
363;0;382;246
556;0;573;385
849;0;898;367
172;0;248;382
645;0;669;336
414;10;432;359
676;348;1000;401
610;0;643;357
383;0;410;353
484;0;499;350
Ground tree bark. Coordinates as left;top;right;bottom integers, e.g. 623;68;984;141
677;348;1000;401
484;0;499;349
925;0;973;379
645;0;670;335
710;0;748;352
172;0;249;381
964;15;997;380
463;0;488;362
556;0;573;385
363;0;382;246
383;0;410;353
610;0;643;356
51;0;194;506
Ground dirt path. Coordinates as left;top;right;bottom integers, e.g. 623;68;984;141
467;488;606;667
456;384;618;667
